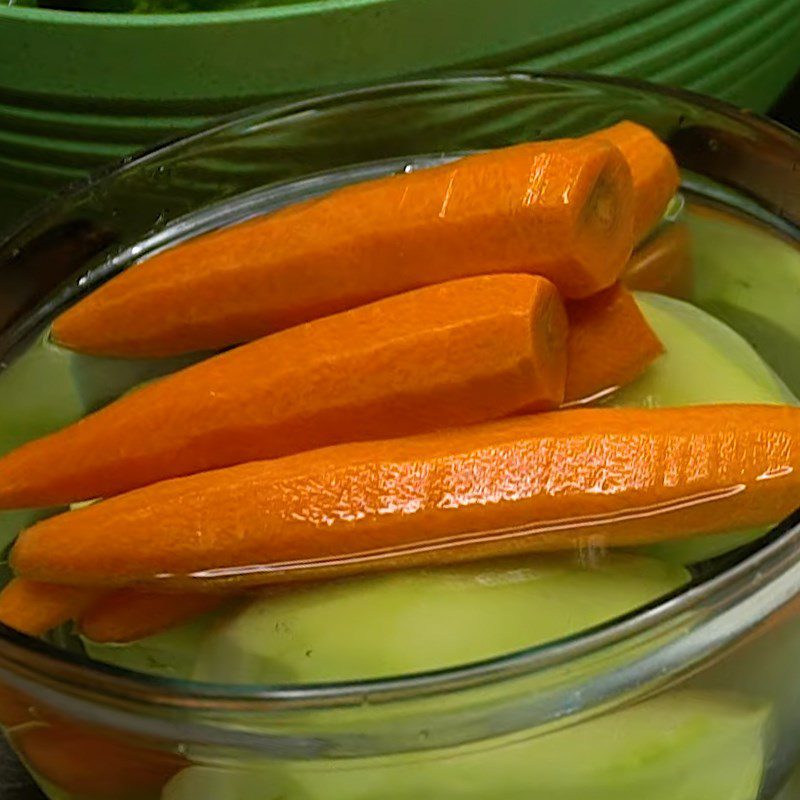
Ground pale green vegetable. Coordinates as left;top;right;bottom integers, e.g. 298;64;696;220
642;528;766;566
0;331;197;452
163;691;767;800
84;554;687;682
687;209;800;396
614;293;796;564
775;767;800;800
615;292;794;409
83;612;224;680
193;553;687;685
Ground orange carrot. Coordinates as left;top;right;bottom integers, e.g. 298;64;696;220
0;579;222;641
564;284;664;404
0;579;99;636
0;684;36;728
12;404;799;592
623;222;693;298
592;120;680;242
52;137;634;357
0;275;567;509
13;723;185;800
79;589;224;643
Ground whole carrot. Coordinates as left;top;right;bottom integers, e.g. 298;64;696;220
12;405;799;592
623;222;693;298
0;275;567;508
592;120;680;242
0;579;99;636
564;284;664;404
79;590;224;643
52;137;634;357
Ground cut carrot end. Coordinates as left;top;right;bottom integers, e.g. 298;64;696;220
591;120;680;243
519;276;568;411
564;140;636;298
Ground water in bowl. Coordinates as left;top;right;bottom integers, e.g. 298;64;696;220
0;172;798;800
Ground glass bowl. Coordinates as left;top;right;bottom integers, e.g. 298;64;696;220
0;72;799;800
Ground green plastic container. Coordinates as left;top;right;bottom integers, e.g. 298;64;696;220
1;0;799;223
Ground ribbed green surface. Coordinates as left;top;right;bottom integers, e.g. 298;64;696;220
0;0;798;222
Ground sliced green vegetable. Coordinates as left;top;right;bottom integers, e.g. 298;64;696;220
82;611;224;680
687;208;800;397
163;691;767;800
192;553;687;685
615;292;794;410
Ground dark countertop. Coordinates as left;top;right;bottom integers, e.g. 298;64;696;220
0;758;42;800
1;76;799;800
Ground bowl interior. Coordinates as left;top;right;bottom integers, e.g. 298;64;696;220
0;73;798;714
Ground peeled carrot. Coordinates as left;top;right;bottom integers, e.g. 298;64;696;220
0;275;568;508
623;222;693;298
13;723;185;800
564;284;664;404
0;579;99;636
0;684;35;728
12;404;799;592
592;120;680;242
52;137;634;357
79;589;223;643
0;579;222;641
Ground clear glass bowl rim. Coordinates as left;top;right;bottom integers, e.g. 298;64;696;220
0;70;798;719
